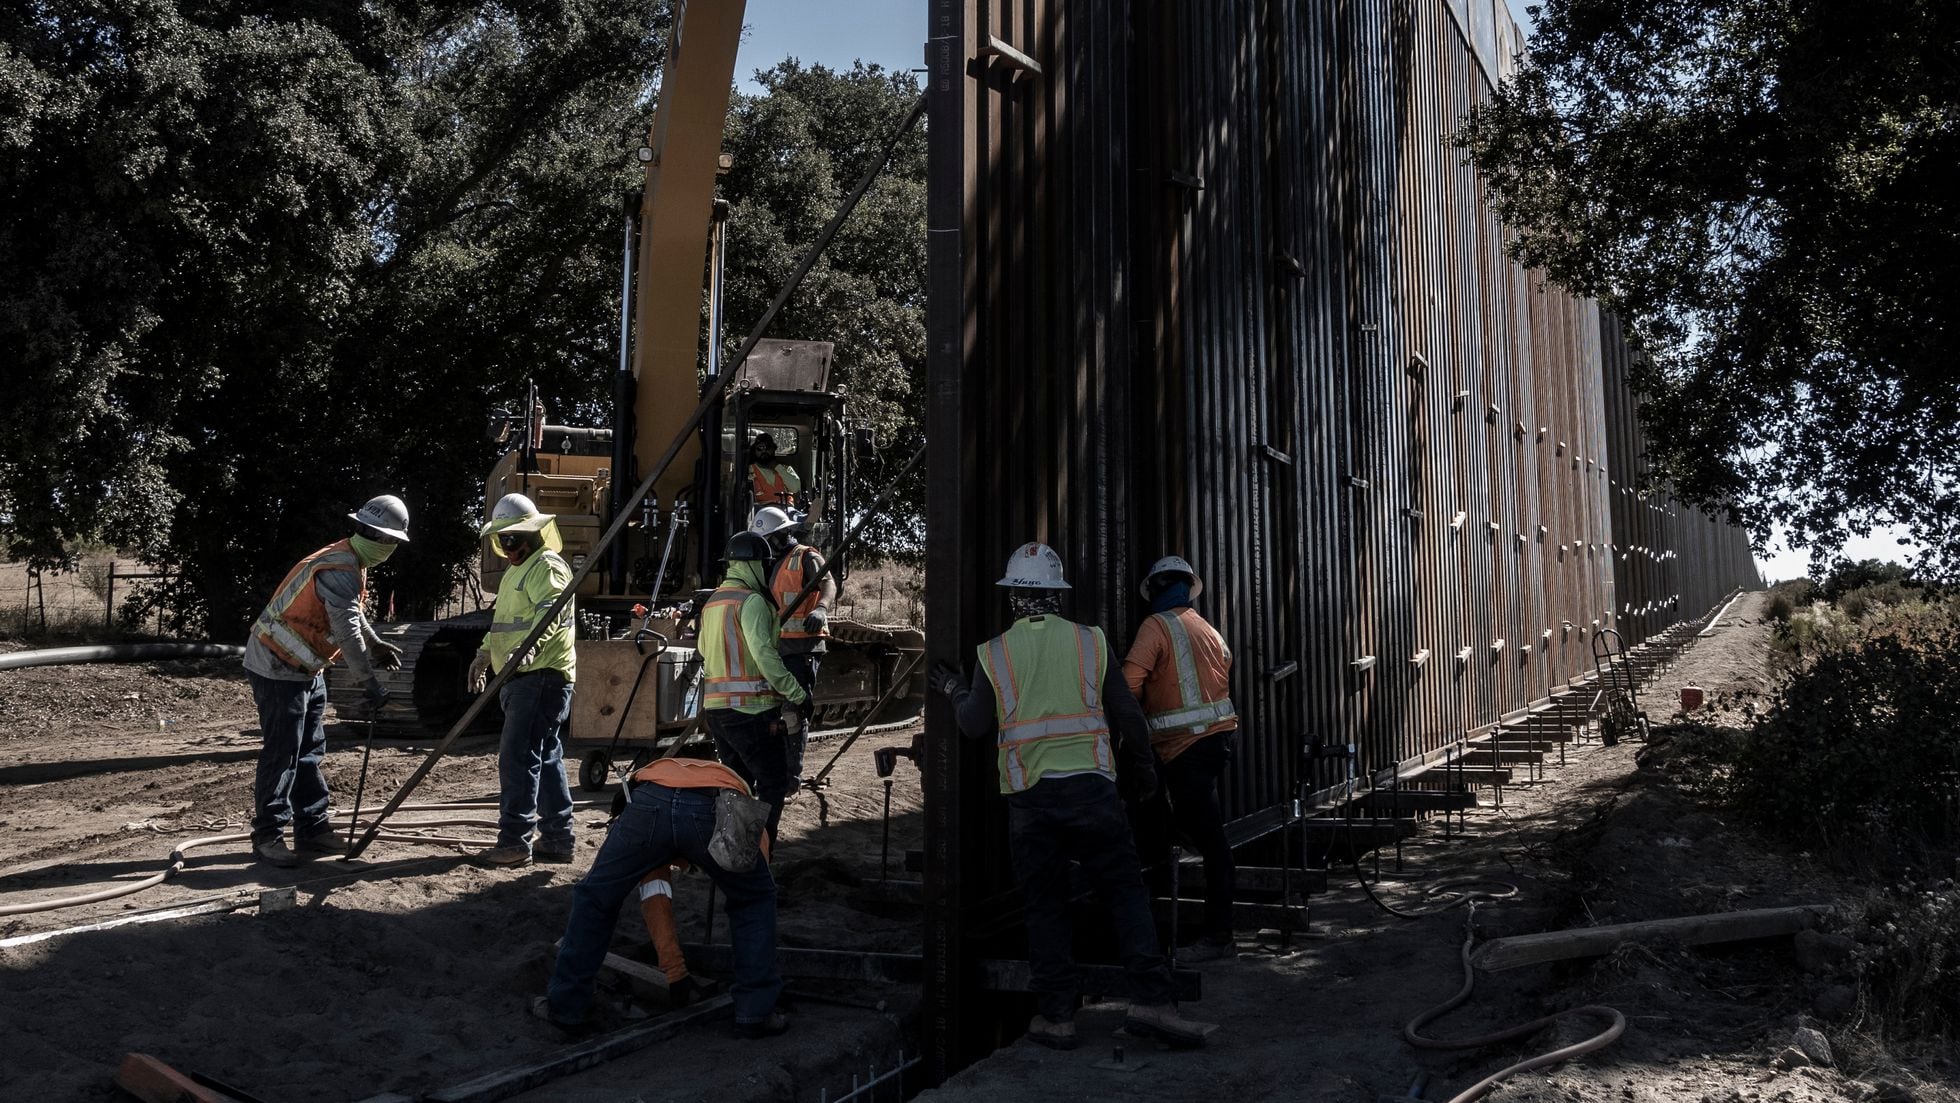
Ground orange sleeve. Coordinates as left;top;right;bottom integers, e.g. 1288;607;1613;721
1122;617;1165;698
638;863;691;985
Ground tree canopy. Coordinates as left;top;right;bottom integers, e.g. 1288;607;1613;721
1458;0;1960;574
0;4;929;633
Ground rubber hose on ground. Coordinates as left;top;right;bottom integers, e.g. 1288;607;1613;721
1407;916;1626;1103
0;642;243;672
1353;860;1518;919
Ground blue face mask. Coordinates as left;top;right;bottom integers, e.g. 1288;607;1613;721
1149;579;1193;614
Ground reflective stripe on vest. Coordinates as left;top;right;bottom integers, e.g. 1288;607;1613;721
751;464;792;504
252;541;363;675
773;545;827;639
1145;611;1238;735
980;621;1114;793
701;589;780;710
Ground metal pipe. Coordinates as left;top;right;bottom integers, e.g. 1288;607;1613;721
610;196;638;594
0;642;242;672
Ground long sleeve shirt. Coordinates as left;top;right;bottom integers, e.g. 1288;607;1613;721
242;567;381;684
946;650;1155;785
722;586;810;714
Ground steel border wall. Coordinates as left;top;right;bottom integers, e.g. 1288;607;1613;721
923;0;1759;1080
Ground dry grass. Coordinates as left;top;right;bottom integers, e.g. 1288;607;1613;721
837;559;925;628
0;556;172;643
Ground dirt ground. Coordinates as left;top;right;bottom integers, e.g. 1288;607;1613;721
921;591;1959;1103
5;592;1957;1102
0;651;926;1102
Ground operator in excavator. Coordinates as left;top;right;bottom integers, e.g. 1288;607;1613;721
750;506;834;780
470;493;579;867
927;542;1215;1051
748;431;801;508
242;494;410;866
700;530;810;841
1125;555;1239;962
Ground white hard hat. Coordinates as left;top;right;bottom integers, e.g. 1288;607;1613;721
997;542;1070;589
349;494;411;542
480;493;562;556
750;506;800;539
1139;555;1203;599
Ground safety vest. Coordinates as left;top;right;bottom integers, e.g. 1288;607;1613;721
700;586;782;710
483;549;576;679
750;463;794;504
1143;610;1238;736
252;540;365;675
772;544;828;640
977;618;1116;794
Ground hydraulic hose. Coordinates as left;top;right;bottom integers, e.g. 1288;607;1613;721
1353;861;1518;919
0;642;243;672
1407;909;1627;1103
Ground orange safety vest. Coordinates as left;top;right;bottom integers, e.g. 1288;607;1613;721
699;586;780;710
771;544;828;640
1138;610;1237;737
977;619;1116;794
252;540;365;675
750;463;794;504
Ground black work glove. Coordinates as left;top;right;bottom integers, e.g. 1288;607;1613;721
371;638;404;671
928;662;967;699
363;677;391;710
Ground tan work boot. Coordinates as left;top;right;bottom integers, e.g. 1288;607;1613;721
1124;1002;1216;1048
478;844;532;867
1025;1014;1078;1050
253;837;299;868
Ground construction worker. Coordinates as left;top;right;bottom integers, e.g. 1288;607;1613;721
751;506;834;779
1125;555;1239;962
241;495;409;866
928;542;1214;1051
470;493;578;867
748;431;800;508
700;531;810;840
539;756;786;1039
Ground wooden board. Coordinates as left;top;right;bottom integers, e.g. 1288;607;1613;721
569;640;670;747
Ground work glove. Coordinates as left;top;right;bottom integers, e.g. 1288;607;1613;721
363;677;391;711
780;697;806;734
467;651;491;694
928;662;967;700
371;638;404;671
803;608;828;634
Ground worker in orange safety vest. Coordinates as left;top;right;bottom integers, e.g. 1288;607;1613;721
1124;555;1239;962
241;494;410;866
748;432;801;509
751;506;834;780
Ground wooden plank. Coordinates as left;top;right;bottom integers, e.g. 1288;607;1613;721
113;1054;241;1103
1471;905;1831;972
424;995;734;1103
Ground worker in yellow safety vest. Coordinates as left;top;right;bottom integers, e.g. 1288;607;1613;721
699;531;810;840
928;542;1216;1051
1124;555;1239;962
751;506;834;779
241;494;410;866
748;432;801;508
469;493;579;867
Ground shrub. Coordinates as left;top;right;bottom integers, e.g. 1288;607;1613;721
1846;883;1960;1045
1729;623;1960;853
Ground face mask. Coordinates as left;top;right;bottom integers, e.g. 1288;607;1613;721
350;534;396;566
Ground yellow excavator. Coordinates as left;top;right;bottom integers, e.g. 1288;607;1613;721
330;1;924;785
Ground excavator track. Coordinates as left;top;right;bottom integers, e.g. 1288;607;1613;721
326;612;500;735
811;619;926;731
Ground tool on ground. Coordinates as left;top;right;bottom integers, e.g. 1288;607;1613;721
114;1054;271;1103
872;745;915;890
341;702;381;861
1091;1043;1148;1073
1375;1071;1431;1103
803;651;925;828
1589;627;1649;746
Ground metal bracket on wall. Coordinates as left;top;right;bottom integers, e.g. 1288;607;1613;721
1450;510;1468;531
977;35;1042;76
1401;507;1424;521
1266;660;1300;681
1167;169;1205;190
1407;352;1429;378
1342;474;1370;490
1486;402;1501;422
1274;251;1307;277
1351;655;1378;673
1259;444;1294;466
1486;520;1501;532
1456;646;1473;665
1453;390;1470;411
1410;649;1431;667
1491;638;1506;653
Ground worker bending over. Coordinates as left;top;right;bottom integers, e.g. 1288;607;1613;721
1125;555;1239;961
700;531;810;840
929;542;1214;1051
242;495;409;866
540;757;786;1038
748;432;800;508
471;493;578;867
752;507;834;779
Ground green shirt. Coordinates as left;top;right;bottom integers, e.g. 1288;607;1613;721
483;549;576;682
702;561;808;715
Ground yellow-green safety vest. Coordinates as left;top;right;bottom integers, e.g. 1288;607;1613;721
701;587;782;710
484;549;576;680
977;617;1115;794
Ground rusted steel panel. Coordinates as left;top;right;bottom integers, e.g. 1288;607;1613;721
925;0;1759;1080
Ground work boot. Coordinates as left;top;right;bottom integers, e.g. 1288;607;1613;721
1025;1014;1078;1051
295;830;346;859
529;996;596;1040
533;839;577;865
478;844;532;867
1179;936;1239;963
253;837;299;868
733;1011;791;1039
1124;1002;1216;1049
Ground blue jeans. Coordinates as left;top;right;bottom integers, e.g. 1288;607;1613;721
707;707;791;841
1008;774;1176;1022
780;653;821;778
497;670;576;850
249;671;332;843
546;782;782;1024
